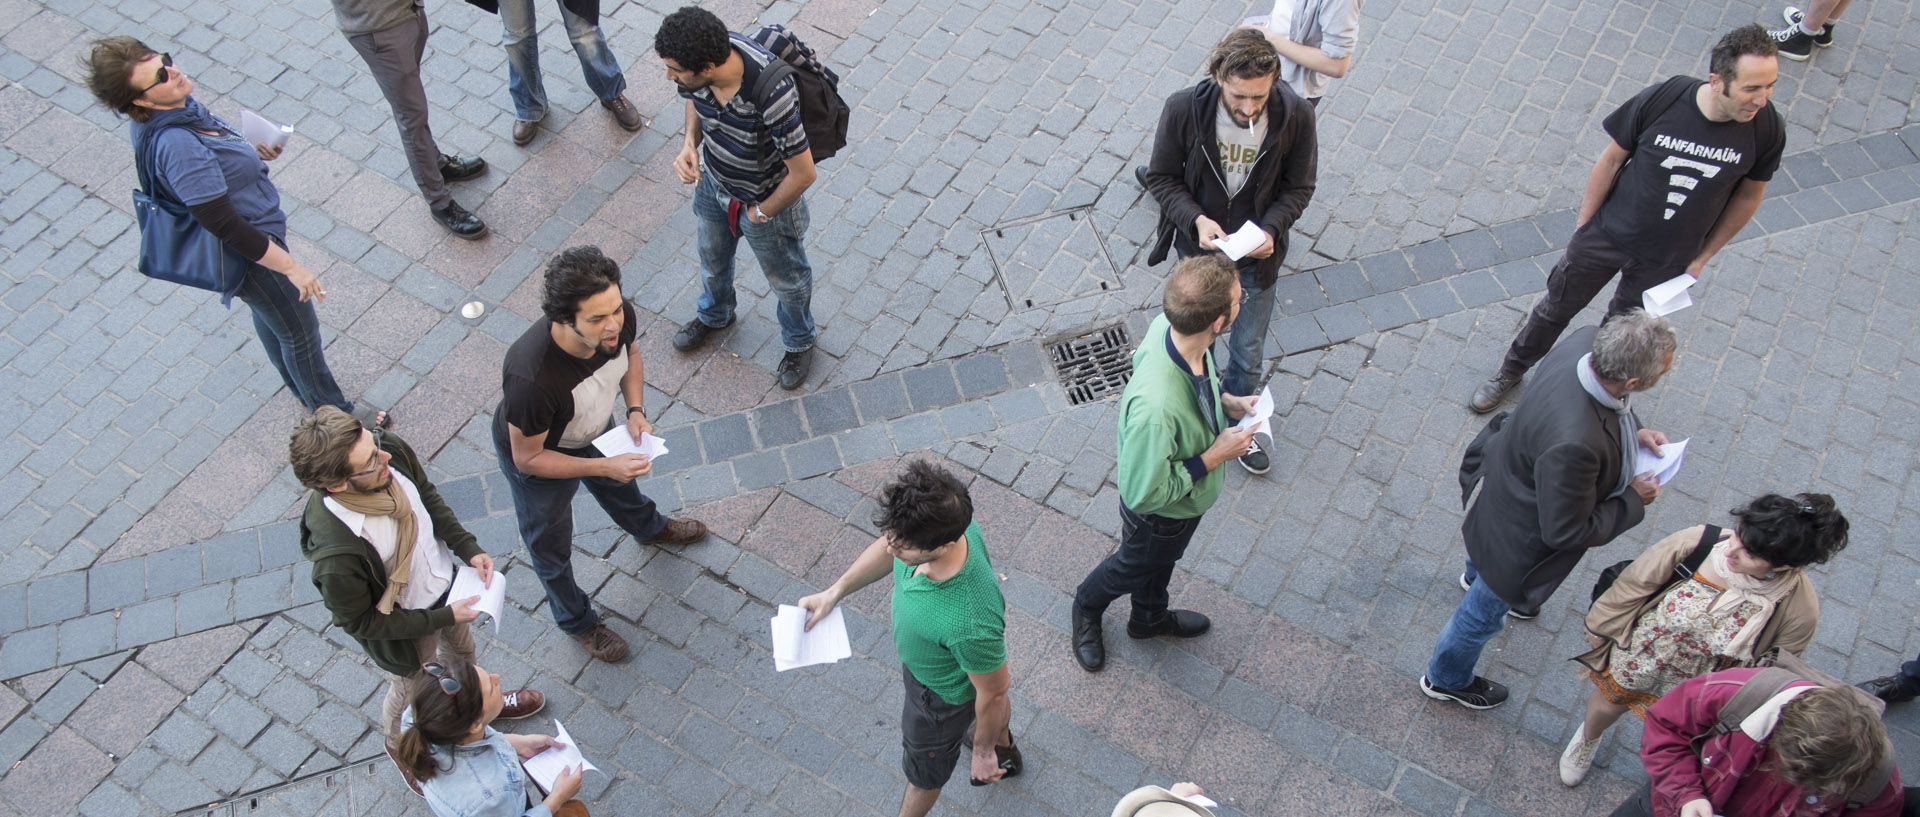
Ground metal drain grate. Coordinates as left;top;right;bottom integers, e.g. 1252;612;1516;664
1048;324;1133;405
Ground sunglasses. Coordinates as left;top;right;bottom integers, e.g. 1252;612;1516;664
137;53;173;96
421;662;461;696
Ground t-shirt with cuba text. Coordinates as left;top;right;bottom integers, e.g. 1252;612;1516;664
891;521;1006;706
1591;77;1784;268
493;301;637;453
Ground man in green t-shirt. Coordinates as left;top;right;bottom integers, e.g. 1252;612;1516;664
798;461;1021;817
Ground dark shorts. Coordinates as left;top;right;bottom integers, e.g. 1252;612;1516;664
900;666;975;790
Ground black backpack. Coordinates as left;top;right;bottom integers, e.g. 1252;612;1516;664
1590;525;1719;605
747;25;850;163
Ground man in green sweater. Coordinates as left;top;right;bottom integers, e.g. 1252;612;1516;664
797;461;1021;817
1072;254;1257;671
292;407;542;740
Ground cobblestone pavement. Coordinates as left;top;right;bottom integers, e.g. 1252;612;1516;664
1;0;1918;813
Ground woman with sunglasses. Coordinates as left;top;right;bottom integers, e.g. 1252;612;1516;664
83;37;374;421
1557;492;1849;787
397;658;586;817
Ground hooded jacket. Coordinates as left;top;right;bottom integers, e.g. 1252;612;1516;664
299;428;483;677
1143;76;1318;288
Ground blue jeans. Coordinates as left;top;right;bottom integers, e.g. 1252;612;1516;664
1426;559;1512;689
233;256;350;413
1170;248;1272;399
1074;504;1202;621
499;0;626;120
691;172;816;352
492;435;668;636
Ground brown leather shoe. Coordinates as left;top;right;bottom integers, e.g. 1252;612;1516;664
641;518;708;546
573;623;629;662
499;688;545;719
602;94;643;131
554;801;590;817
511;118;539;146
1469;374;1521;414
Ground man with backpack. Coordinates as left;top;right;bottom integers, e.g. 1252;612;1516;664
1470;25;1785;414
1619;664;1904;817
655;6;831;391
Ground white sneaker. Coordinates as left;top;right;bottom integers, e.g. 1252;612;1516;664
1559;726;1602;786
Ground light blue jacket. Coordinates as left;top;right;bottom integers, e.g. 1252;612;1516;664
421;728;549;817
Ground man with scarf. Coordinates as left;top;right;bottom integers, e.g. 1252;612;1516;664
292;406;544;741
1424;310;1677;710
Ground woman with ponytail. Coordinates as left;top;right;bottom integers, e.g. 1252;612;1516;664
1558;492;1849;787
396;658;586;817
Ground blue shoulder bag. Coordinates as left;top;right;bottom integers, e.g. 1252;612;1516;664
131;123;245;301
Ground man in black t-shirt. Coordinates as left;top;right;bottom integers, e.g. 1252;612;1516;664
493;246;708;662
1470;25;1784;414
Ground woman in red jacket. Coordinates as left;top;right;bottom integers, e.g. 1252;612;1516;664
1617;667;1904;817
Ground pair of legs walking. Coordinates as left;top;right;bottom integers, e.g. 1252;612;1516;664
344;8;489;237
1071;506;1211;671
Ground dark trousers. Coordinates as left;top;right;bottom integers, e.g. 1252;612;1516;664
1499;222;1683;378
346;9;451;208
493;439;668;635
1074;505;1202;621
1607;783;1655;817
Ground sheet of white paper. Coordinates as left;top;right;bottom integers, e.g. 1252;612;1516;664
1234;384;1274;438
448;565;507;634
1180;793;1220;810
240;110;293;150
1641;274;1696;317
590;426;668;461
1633;438;1689;487
770;604;851;671
1215;221;1268;261
522;719;599;793
1268;0;1294;35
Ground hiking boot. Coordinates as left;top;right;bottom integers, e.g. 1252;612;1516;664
574;623;629;662
1783;7;1835;46
1420;674;1509;710
1559;726;1602;786
1469;374;1520;413
512;118;539;146
642;518;708;546
499;688;545;720
602;94;644;131
672;318;726;352
1127;609;1211;639
1239;433;1272;475
1769;25;1814;60
777;348;810;390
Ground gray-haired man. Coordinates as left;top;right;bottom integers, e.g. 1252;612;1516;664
1424;311;1678;710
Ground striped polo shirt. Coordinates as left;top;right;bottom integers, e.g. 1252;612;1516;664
681;33;810;204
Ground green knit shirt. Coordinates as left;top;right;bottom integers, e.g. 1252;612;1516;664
890;521;1006;705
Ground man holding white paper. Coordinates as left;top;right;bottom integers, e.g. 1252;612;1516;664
495;246;708;664
1469;26;1785;413
797;461;1020;817
1139;28;1317;474
291;407;544;740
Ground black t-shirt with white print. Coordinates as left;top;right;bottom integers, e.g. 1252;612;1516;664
1591;77;1784;268
493;300;637;454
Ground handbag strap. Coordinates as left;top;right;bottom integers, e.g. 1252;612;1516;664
134;120;197;205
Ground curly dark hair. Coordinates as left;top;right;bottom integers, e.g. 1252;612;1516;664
393;658;486;782
655;6;732;74
871;460;973;552
1709;24;1778;83
1730;492;1848;569
540;245;622;325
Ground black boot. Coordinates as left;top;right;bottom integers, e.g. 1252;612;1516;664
1071;607;1105;671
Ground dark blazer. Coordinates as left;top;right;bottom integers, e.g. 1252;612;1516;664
1143;77;1317;288
1458;325;1647;611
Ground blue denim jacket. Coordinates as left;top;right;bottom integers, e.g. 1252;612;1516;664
420;728;550;817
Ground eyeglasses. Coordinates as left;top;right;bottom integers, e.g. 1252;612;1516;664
346;432;385;480
136;53;174;96
421;662;461;696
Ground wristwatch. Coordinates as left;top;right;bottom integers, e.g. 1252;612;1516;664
626;406;645;415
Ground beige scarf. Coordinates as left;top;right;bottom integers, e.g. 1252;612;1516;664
1706;538;1798;662
331;476;419;615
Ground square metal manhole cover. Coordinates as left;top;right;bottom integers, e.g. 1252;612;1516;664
980;207;1123;312
1047;323;1133;405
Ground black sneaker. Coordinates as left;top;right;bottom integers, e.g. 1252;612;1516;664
671;318;726;352
1506;608;1538;621
1769;25;1814;60
1238;434;1271;475
1420;675;1509;710
777;348;810;390
1782;7;1834;46
431;201;487;240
